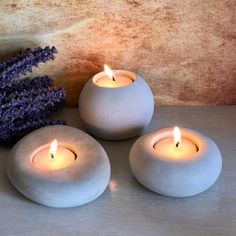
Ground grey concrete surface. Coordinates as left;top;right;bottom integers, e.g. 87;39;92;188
0;106;235;236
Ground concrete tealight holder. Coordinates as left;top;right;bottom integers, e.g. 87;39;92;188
129;127;222;197
7;125;111;208
79;68;154;140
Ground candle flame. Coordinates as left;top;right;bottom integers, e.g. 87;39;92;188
104;64;115;81
49;139;58;158
174;127;181;146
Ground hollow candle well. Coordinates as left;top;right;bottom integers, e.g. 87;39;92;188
95;64;133;88
32;139;76;170
153;127;198;160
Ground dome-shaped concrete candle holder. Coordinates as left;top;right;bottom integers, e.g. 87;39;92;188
79;69;154;140
7;125;111;208
129;127;222;197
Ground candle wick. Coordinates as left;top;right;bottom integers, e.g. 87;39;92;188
51;154;54;159
176;142;180;148
112;75;116;82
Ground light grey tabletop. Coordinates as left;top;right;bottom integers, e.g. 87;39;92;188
0;106;236;236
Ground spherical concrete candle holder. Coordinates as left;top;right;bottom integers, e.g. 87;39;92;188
129;127;222;197
7;125;111;208
79;68;154;140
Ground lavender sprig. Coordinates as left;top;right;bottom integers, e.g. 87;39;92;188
0;118;66;144
0;88;65;121
0;46;66;145
0;46;57;88
0;48;32;72
1;76;53;93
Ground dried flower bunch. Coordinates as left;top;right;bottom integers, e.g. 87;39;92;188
0;46;66;144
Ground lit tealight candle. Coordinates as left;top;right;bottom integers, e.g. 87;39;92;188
7;125;111;208
129;127;222;197
32;139;76;170
154;127;198;160
95;64;133;88
79;65;154;140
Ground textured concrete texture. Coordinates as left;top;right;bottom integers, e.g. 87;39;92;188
129;127;222;197
79;73;154;140
7;125;111;208
0;0;235;106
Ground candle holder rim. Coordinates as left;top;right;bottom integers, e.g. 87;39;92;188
92;70;139;89
9;125;109;176
137;127;215;163
31;143;78;170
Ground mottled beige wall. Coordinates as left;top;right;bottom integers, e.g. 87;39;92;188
0;0;235;106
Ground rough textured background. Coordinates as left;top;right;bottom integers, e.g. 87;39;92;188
0;0;235;106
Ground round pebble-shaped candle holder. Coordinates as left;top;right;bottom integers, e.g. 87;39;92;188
129;127;222;197
79;69;154;140
7;125;111;208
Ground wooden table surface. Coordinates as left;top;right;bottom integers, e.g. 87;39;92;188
0;106;235;236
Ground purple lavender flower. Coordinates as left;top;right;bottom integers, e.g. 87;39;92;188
0;46;66;145
0;118;66;144
4;76;53;93
0;46;57;88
